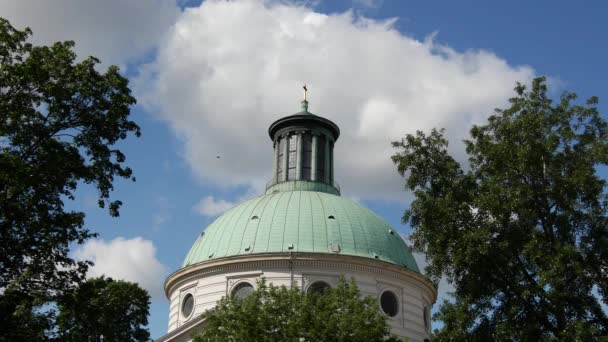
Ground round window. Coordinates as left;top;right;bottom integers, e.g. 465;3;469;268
307;281;331;295
181;293;194;318
380;291;399;317
231;282;254;299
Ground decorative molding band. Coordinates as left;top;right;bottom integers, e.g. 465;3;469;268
165;253;436;302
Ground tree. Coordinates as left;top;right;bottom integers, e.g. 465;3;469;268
392;77;608;340
0;17;140;339
193;277;400;342
56;277;150;342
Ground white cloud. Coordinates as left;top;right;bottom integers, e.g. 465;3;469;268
194;186;263;217
73;237;169;299
0;0;179;67
137;0;534;202
194;195;236;217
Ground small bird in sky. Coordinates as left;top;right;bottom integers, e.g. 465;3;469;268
216;155;221;159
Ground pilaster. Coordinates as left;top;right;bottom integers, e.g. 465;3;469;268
324;135;330;184
311;134;318;181
282;134;289;182
272;139;278;183
329;140;334;183
295;132;303;180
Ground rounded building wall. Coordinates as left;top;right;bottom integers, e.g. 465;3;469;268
165;253;436;342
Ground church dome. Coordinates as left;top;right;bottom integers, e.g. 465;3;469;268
160;90;435;342
182;190;420;272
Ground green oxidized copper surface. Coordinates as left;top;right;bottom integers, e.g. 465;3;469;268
182;190;419;272
265;180;340;196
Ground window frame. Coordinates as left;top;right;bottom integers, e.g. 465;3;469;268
306;280;332;295
287;134;297;180
181;292;195;320
379;289;400;318
277;137;286;180
230;281;255;299
301;133;313;180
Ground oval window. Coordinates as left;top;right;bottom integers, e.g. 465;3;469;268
181;293;194;318
380;291;399;317
231;282;254;299
307;281;331;295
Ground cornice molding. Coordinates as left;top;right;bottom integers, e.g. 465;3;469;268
165;252;437;303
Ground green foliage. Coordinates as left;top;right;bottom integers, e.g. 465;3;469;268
56;277;151;342
0;17;142;340
392;77;608;340
193;277;401;342
0;288;53;341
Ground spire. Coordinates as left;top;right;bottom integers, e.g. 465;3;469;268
301;84;309;112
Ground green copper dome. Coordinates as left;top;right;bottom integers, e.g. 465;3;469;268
182;95;419;273
183;190;419;272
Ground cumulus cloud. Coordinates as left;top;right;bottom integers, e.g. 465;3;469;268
193;186;261;217
73;237;168;299
137;0;534;201
194;195;236;217
0;0;179;67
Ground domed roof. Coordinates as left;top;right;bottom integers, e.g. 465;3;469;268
182;190;419;272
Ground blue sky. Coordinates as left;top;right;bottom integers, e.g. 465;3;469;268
2;0;607;338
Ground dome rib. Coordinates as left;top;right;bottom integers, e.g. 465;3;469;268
242;192;272;254
221;197;251;258
192;205;228;261
345;198;370;259
311;191;327;254
282;191;296;252
297;192;312;252
315;191;330;253
305;192;314;252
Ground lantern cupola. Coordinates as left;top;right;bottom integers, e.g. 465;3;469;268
266;86;340;195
